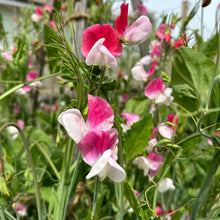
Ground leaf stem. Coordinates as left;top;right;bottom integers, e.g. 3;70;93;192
91;176;100;219
0;122;42;220
96;66;105;96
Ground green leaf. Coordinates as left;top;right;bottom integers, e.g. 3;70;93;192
125;95;151;118
102;76;116;91
201;34;218;58
191;150;220;220
171;47;220;112
203;75;220;133
124;182;140;216
124;114;152;161
44;24;62;73
13;38;29;82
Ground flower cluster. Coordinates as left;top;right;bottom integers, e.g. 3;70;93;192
81;3;152;68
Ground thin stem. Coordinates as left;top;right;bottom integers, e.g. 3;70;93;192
0;123;42;220
96;66;105;96
30;140;60;180
63;151;81;220
91;176;100;219
0;208;6;220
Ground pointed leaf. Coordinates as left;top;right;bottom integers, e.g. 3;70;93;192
124;114;152;161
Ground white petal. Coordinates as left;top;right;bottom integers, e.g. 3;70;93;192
131;64;148;81
58;109;87;144
158;178;175;193
106;157;126;182
86;38;117;68
158;123;174;139
133;156;150;175
86;149;111;180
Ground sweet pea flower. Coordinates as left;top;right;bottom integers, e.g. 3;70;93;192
173;35;187;49
150;40;161;58
81;24;122;68
158;178;175;193
115;3;152;45
156;24;171;43
121;113;140;132
7;120;24;140
49;21;56;29
58;95;126;182
15;203;27;217
2;51;13;61
147;152;164;178
133;152;163;178
131;55;157;81
44;4;53;13
31;7;43;22
144;78;173;106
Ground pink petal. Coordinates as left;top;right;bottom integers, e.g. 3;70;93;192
168;114;179;125
86;95;114;131
115;3;129;36
131;64;148;81
23;85;31;92
81;24;122;57
85;38;117;68
44;4;53;12
150;40;161;58
147;60;157;77
78;129;118;166
27;71;38;81
58;109;88;144
2;51;13;61
158;123;174;139
121;113;140;127
156;23;166;40
144;78;165;99
148;152;163;178
124;16;152;45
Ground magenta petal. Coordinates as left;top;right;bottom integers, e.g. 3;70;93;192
81;24;122;57
147;60;157;77
144;78;165;99
121;113;140;127
87;95;114;131
115;3;129;36
27;71;38;81
79;129;118;166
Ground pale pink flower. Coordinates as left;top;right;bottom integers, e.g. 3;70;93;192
158;123;175;139
49;21;56;29
44;4;53;13
58;95;126;182
155;206;162;216
156;23;166;40
81;24;122;68
2;51;13;61
17;120;24;130
31;13;41;22
115;3;152;45
144;78;173;105
158;178;175;193
121;113;140;132
150;40;161;58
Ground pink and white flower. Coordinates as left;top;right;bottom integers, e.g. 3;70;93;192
2;51;13;61
58;95;126;182
121;112;140;132
81;24;122;68
115;3;152;45
144;78;173;106
31;7;43;22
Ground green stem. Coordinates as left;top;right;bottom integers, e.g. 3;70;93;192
62;151;81;220
96;66;105;96
54;138;74;220
30;140;60;180
0;208;6;220
0;72;62;101
91;176;100;219
0;123;42;220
